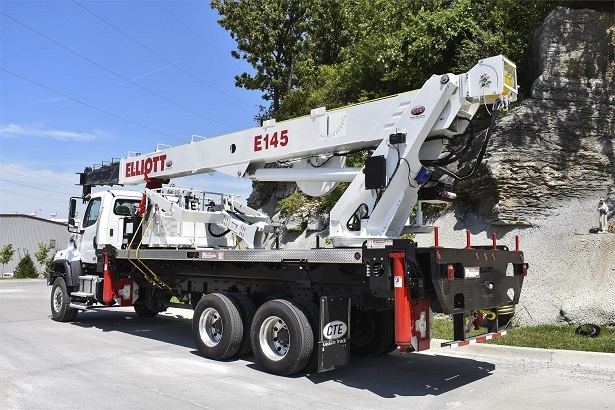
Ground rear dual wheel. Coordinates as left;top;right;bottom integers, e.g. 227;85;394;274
350;308;394;357
250;299;314;376
192;293;257;361
193;295;315;375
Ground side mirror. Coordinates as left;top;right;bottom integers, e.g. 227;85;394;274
68;198;76;223
68;198;78;232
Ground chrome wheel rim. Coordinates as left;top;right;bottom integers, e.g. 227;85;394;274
259;316;289;361
53;286;63;312
199;307;223;347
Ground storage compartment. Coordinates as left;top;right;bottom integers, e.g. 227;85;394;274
78;275;101;294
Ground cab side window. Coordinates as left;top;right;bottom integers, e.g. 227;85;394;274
82;198;102;228
113;199;140;216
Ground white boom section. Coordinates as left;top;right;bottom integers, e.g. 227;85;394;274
117;55;517;247
330;74;459;246
140;187;270;249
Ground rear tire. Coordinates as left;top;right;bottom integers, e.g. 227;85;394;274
250;299;313;376
50;277;78;322
226;293;257;357
193;293;243;360
350;308;393;357
293;299;320;372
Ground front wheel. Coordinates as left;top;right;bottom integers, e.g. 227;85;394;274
134;303;159;318
50;277;78;322
250;299;313;376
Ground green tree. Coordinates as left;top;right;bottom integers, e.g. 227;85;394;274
380;0;558;96
0;244;15;273
34;242;54;278
215;0;564;209
216;0;561;119
303;0;349;66
276;192;307;215
13;254;38;279
211;0;307;115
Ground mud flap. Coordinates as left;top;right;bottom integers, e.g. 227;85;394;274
317;296;351;373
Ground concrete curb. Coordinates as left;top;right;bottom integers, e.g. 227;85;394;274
431;338;615;370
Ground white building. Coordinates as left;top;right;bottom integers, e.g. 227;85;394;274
0;214;67;274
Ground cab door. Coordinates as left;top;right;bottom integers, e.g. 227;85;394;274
79;197;102;264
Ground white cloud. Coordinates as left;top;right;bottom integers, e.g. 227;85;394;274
0;163;82;218
0;123;110;142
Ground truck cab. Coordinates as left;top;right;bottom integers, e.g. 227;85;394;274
50;190;142;288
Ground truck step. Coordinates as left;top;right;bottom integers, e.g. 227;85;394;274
69;301;91;311
78;275;100;280
71;291;95;299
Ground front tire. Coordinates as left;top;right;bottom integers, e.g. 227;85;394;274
50;277;78;322
250;299;313;376
193;293;243;360
134;303;159;318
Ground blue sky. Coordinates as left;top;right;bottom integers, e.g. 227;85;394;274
0;0;262;218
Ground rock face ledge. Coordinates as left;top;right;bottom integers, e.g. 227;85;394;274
435;7;615;326
457;7;615;227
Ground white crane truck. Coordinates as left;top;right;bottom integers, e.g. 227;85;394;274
49;55;527;375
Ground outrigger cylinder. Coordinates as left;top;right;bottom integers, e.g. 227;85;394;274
391;252;411;353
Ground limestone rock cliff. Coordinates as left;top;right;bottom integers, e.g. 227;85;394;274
457;7;615;226
432;7;615;326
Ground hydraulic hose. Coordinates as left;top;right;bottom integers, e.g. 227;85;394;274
431;100;501;181
423;119;475;167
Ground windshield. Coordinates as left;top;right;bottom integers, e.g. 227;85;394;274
82;197;101;228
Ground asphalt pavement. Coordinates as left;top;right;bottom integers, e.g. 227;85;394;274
1;279;614;409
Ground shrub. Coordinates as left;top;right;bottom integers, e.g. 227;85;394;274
13;254;39;279
276;192;307;215
34;242;54;278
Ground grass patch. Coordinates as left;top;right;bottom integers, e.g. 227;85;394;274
432;316;486;339
487;324;615;353
432;318;615;353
